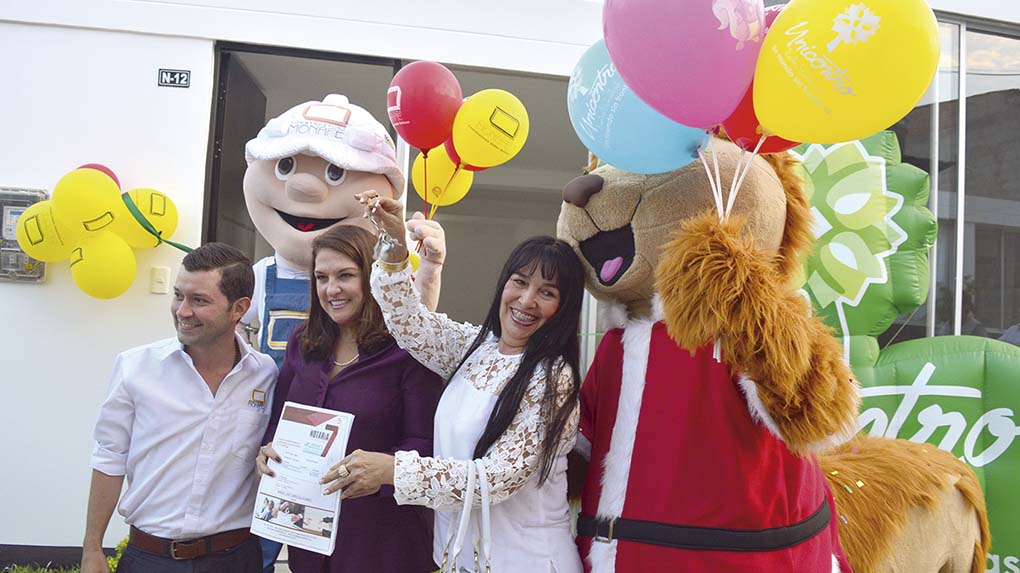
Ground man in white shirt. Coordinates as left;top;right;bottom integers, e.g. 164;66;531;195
81;243;277;573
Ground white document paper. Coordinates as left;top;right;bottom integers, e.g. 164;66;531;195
250;402;355;556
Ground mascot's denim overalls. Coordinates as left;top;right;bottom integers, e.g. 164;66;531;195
259;261;309;367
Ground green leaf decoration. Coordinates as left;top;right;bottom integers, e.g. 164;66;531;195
794;131;936;339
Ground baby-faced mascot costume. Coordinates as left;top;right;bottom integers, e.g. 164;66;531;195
241;94;404;364
557;140;989;573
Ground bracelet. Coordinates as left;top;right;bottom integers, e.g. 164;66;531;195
378;257;410;273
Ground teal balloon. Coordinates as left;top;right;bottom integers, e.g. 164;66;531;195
567;40;708;175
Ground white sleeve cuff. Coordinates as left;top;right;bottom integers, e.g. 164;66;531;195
90;443;127;476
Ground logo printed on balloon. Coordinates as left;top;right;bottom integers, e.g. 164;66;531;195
386;86;405;125
778;4;880;99
712;0;765;49
575;63;615;143
69;246;83;267
829;4;881;52
22;217;45;246
83;212;116;232
489;108;521;139
782;23;857;97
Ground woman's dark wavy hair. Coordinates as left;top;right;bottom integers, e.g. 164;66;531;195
300;225;392;360
451;236;585;486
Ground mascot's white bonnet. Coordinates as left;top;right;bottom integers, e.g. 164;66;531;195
245;94;405;195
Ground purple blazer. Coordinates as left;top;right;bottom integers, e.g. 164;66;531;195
263;327;442;573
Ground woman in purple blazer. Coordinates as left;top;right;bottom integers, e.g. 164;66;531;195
256;225;441;573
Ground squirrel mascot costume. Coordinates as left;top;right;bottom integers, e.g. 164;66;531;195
557;138;989;573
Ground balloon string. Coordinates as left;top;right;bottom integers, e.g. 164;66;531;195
419;163;462;247
725;149;748;222
416;149;430;257
422;149;430;220
710;138;722;219
121;193;192;253
698;150;724;220
725;135;768;220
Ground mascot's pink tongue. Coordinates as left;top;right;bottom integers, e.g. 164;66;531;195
600;257;624;283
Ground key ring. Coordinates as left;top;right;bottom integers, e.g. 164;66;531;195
369;201;402;262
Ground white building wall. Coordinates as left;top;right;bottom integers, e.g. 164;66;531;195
2;0;604;77
0;21;214;547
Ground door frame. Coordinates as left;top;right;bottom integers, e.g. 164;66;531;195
202;42;401;243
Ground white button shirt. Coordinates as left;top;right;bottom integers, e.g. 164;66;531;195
90;333;277;539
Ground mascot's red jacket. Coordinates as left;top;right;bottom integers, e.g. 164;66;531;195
572;210;859;573
576;315;849;572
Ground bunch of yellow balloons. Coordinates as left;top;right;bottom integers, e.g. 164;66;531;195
15;164;179;299
408;86;531;217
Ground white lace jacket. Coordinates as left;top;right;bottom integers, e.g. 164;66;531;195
370;262;578;510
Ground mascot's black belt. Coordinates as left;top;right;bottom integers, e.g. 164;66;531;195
578;499;830;552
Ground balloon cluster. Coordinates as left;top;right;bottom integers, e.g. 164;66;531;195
568;0;939;174
387;61;530;218
15;164;181;299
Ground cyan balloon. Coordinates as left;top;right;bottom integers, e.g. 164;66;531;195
568;40;708;175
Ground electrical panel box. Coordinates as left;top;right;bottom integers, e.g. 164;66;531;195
1;188;48;283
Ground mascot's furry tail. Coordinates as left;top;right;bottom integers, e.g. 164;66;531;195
820;436;990;573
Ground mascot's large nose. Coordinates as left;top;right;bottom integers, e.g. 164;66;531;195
562;174;604;208
286;173;329;203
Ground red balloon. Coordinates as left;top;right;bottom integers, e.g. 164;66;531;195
387;61;463;151
722;3;799;154
723;83;799;154
443;138;486;172
763;3;785;27
78;163;121;189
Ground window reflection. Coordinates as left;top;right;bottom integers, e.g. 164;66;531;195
964;29;1020;344
879;22;960;347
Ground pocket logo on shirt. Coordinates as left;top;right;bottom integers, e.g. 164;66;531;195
248;389;267;411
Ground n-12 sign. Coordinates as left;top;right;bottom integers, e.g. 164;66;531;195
158;69;190;88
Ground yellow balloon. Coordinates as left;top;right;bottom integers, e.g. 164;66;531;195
754;0;939;144
113;188;180;248
411;147;474;207
52;168;129;235
69;232;137;299
451;89;530;168
15;200;85;262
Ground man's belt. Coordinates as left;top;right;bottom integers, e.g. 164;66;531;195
129;526;252;560
578;499;830;552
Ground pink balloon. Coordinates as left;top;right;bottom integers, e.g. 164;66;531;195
604;0;765;129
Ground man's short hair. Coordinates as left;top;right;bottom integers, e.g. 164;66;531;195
181;243;254;302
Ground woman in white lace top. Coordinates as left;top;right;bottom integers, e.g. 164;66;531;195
320;193;586;572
